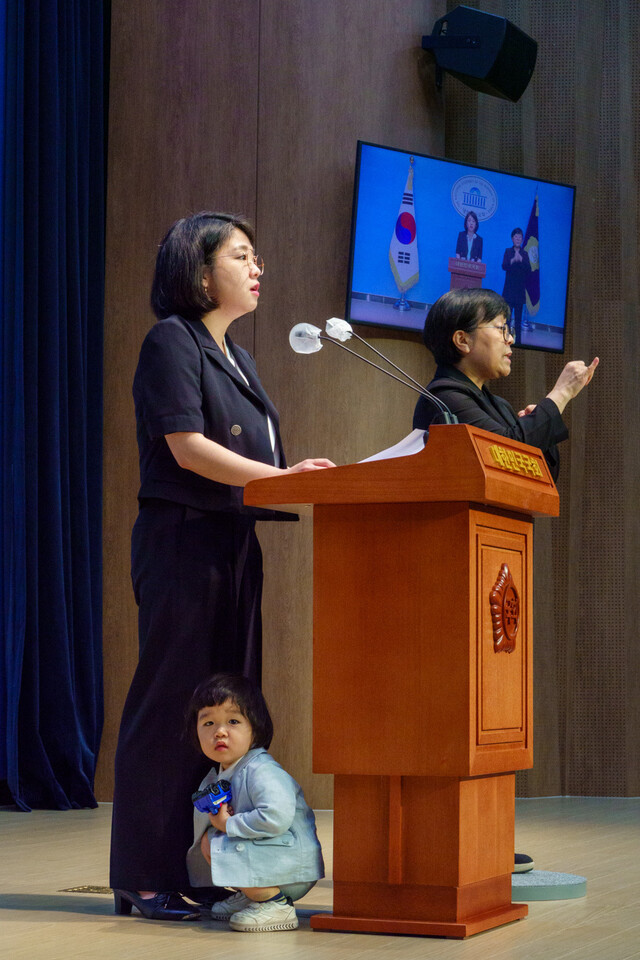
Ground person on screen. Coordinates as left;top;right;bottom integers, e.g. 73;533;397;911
455;211;483;262
413;288;598;483
501;227;531;341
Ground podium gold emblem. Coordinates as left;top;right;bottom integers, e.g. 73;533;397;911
489;563;519;653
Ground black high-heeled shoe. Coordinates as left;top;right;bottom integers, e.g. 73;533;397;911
113;889;201;921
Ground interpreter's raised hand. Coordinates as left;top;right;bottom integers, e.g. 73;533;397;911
286;458;335;473
547;357;599;414
517;404;537;418
558;357;599;395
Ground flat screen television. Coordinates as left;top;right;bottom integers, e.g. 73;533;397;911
345;140;575;353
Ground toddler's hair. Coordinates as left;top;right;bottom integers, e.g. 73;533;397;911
185;673;274;751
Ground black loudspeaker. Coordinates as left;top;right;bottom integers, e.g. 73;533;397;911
422;5;537;103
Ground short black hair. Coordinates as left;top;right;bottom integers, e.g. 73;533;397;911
150;211;256;321
464;211;479;231
185;673;273;751
422;288;512;366
510;227;524;238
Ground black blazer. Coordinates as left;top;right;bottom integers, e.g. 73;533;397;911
413;365;568;481
134;314;290;517
455;231;483;261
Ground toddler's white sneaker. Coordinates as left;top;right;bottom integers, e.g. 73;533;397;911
229;898;298;932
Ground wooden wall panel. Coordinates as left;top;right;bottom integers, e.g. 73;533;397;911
97;0;443;806
97;0;261;798
444;0;640;796
101;0;640;806
255;1;444;807
99;0;444;804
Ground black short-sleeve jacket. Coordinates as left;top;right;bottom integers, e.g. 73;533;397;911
133;314;288;517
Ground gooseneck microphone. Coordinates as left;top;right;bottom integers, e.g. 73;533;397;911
289;320;458;424
289;323;324;354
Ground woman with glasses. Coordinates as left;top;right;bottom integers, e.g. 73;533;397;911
413;288;598;480
110;212;333;920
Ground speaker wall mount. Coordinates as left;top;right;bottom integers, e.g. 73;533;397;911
422;5;537;103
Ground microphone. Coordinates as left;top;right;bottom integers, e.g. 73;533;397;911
289;323;323;354
325;317;353;342
289;321;457;424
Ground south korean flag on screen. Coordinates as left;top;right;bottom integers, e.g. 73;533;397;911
389;158;419;293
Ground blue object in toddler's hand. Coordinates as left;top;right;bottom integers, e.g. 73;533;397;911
192;779;232;815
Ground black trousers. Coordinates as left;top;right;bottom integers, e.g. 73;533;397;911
109;500;263;892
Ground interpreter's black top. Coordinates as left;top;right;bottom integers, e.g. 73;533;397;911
413;364;568;481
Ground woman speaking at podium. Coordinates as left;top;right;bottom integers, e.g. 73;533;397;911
413;288;598;480
455;211;483;262
109;212;333;920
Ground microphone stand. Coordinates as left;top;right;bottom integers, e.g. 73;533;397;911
318;335;458;425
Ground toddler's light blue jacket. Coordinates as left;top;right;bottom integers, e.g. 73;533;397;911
186;747;325;888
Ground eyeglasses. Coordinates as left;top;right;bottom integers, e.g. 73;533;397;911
215;252;264;275
487;320;515;343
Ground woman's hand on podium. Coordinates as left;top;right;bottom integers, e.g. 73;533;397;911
285;458;336;473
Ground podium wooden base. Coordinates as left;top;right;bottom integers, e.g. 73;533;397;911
310;903;528;939
314;773;527;939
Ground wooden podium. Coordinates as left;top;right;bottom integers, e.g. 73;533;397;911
245;424;559;938
448;256;487;290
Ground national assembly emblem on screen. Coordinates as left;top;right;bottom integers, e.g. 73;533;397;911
451;176;498;222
